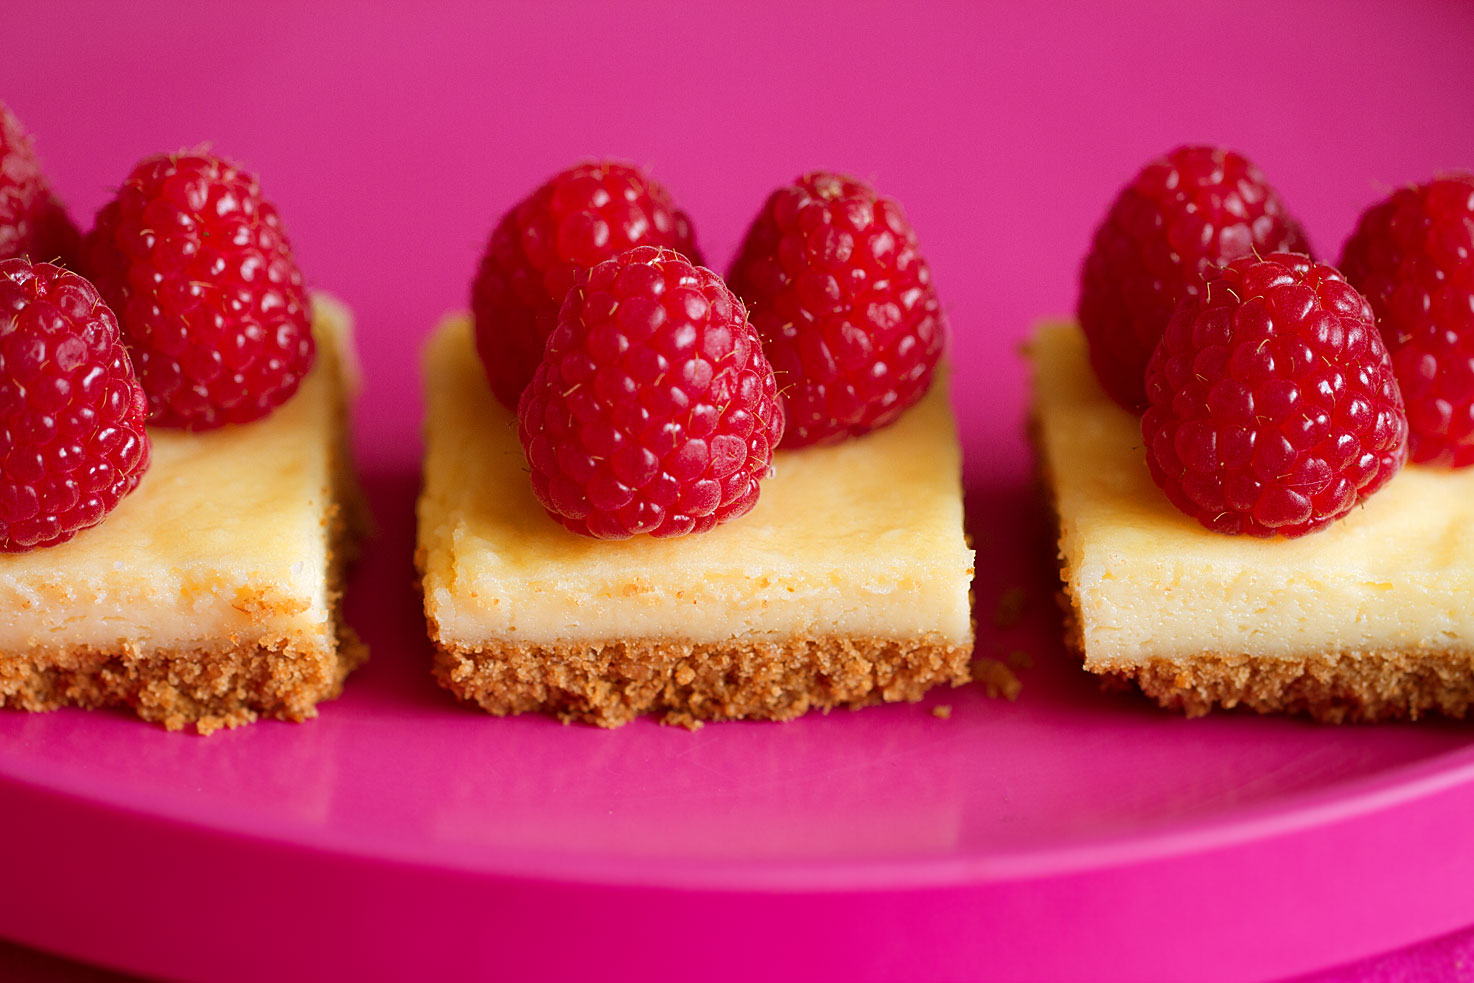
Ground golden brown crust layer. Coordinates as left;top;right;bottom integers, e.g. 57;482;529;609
431;635;972;728
0;624;366;735
1098;651;1474;723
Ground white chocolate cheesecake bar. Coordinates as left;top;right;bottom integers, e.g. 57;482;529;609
417;315;974;726
0;296;366;733
1031;320;1474;721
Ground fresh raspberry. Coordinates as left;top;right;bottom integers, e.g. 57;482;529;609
1141;253;1407;538
0;259;151;552
472;161;702;409
518;247;784;540
82;151;314;429
727;171;945;448
1080;146;1311;410
0;103;80;268
1339;174;1474;466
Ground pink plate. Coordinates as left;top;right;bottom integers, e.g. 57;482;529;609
3;2;1474;980
5;467;1474;983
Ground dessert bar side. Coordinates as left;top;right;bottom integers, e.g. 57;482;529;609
0;297;367;733
1031;321;1474;723
418;316;974;726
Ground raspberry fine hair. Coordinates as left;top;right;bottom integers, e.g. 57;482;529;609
0;259;151;551
472;160;702;410
517;246;783;540
83;151;315;430
728;171;945;448
1141;252;1407;538
1080;145;1310;411
0;102;80;269
1340;173;1474;467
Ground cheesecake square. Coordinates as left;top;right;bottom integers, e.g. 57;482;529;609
0;295;366;733
416;315;975;726
1030;320;1474;722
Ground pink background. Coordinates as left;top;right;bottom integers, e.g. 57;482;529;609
2;2;1474;980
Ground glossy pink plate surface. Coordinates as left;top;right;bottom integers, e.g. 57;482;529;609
3;3;1474;980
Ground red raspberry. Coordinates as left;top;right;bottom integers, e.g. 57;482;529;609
518;247;784;540
1339;174;1474;466
0;259;151;552
472;161;702;409
727;172;944;448
1142;253;1407;538
0;103;80;268
1080;146;1311;410
82;152;314;429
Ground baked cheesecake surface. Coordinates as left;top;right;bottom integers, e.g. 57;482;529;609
418;315;974;724
0;295;365;731
1032;321;1474;720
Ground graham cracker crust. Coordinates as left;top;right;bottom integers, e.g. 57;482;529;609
1094;651;1474;723
431;635;972;728
0;621;367;735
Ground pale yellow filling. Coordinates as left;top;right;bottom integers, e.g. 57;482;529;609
1031;321;1474;666
418;315;975;647
0;296;355;654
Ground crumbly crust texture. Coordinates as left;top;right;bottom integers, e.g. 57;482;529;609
0;622;366;735
431;635;972;728
1096;650;1474;723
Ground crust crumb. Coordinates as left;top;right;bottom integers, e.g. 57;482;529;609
973;658;1022;701
1005;649;1034;670
931;704;952;719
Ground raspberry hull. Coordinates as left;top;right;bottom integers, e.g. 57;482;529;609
1340;174;1474;467
728;172;944;447
1142;253;1407;538
517;247;783;539
83;152;315;430
1079;146;1310;410
473;161;702;410
0;260;150;552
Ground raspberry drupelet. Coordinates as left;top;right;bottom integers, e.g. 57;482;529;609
0;259;151;552
1141;253;1407;538
472;161;702;410
517;246;784;540
0;103;80;268
1080;145;1311;411
727;171;944;448
1339;174;1474;467
83;151;314;430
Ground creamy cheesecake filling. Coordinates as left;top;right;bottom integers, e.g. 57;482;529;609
0;296;352;654
419;316;974;648
1032;321;1474;666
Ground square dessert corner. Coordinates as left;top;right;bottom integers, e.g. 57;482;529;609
1029;320;1474;722
415;314;976;727
0;294;367;734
